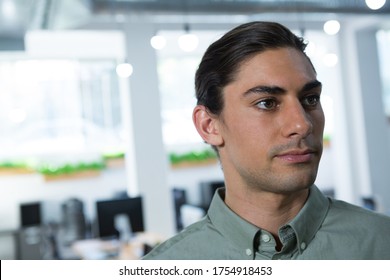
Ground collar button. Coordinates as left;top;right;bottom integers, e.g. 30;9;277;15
261;234;271;243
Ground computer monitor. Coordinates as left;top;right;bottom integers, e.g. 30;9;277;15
96;196;144;239
20;202;42;227
172;188;187;231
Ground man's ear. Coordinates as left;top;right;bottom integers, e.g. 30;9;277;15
192;105;224;147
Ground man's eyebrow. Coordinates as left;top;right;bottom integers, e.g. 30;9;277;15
243;85;285;96
243;80;322;96
301;80;322;92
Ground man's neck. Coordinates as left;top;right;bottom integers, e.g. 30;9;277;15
224;186;309;238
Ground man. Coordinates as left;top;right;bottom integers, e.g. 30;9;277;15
144;21;390;260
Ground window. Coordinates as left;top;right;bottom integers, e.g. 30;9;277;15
0;58;123;163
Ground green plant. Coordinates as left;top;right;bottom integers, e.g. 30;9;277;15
102;151;125;160
37;161;106;176
169;149;217;165
0;162;25;168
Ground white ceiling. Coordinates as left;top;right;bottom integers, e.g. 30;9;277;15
1;0;390;48
2;0;390;32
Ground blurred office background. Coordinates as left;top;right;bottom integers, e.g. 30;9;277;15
0;0;390;259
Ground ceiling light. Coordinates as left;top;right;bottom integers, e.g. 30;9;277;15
365;0;386;10
116;62;133;78
323;20;340;35
150;35;167;50
178;23;199;52
1;0;16;20
178;33;199;52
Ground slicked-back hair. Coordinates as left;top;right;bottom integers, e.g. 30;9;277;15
195;21;312;116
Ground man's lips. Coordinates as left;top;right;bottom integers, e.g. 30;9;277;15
275;149;316;163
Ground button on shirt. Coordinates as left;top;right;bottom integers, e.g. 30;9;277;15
143;185;390;260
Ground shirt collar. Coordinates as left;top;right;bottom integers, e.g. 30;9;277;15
283;185;330;254
208;188;260;259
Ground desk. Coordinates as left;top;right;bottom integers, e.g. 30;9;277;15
71;232;163;260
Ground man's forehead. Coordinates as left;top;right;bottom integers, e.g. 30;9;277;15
227;48;317;92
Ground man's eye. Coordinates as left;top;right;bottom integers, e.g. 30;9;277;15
256;99;277;110
302;95;320;107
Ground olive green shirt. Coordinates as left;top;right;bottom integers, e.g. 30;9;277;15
144;185;390;260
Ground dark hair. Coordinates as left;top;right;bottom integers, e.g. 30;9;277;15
195;21;311;115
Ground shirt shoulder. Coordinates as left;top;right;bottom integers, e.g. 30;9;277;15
325;198;390;257
328;198;390;228
142;216;221;260
299;197;390;259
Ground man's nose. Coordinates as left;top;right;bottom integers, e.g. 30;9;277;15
281;101;313;139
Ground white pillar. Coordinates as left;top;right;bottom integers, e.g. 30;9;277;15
335;21;367;205
122;20;175;237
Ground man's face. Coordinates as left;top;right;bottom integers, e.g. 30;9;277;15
217;47;325;194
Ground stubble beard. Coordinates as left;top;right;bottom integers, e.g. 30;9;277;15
237;139;322;194
238;163;319;195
